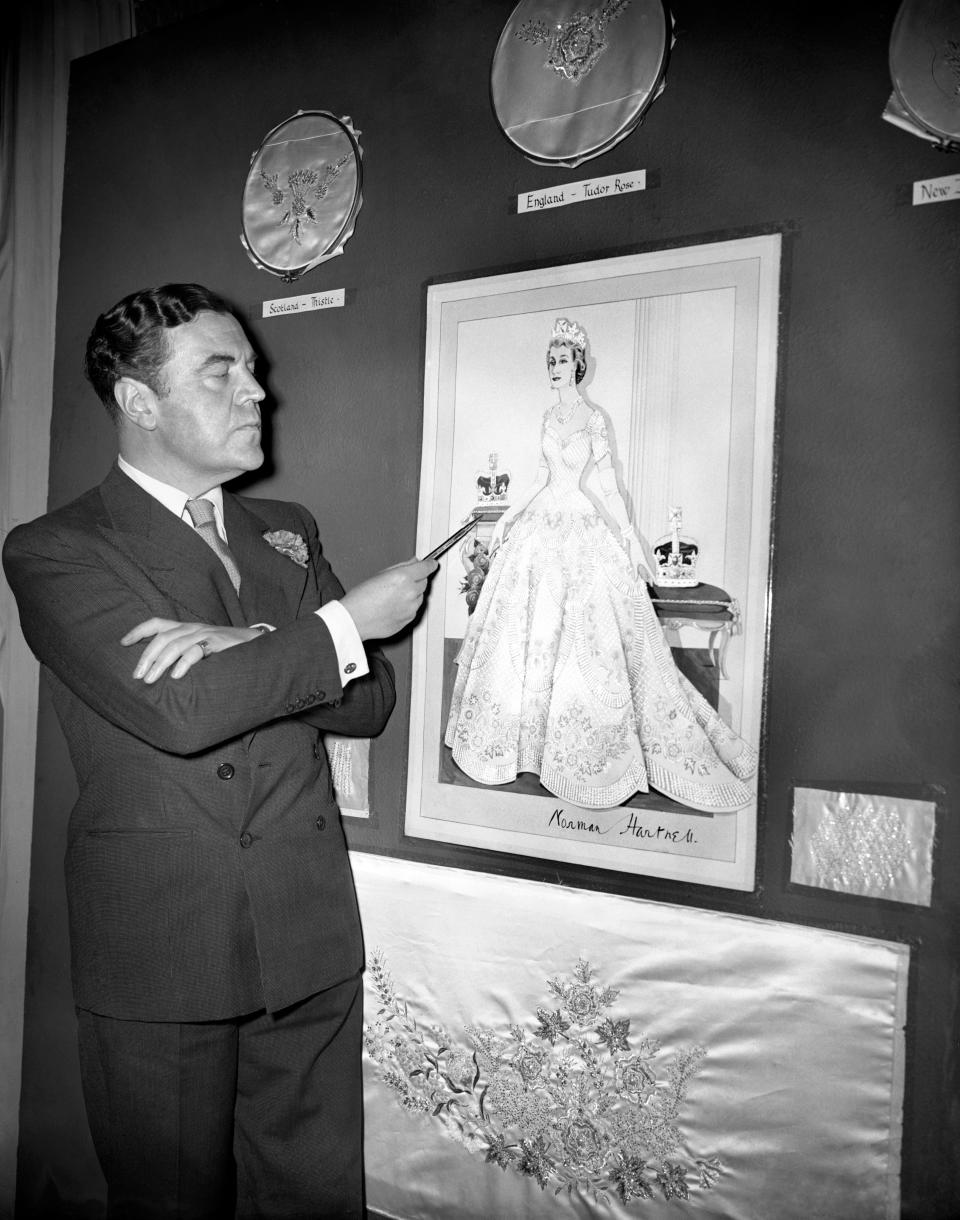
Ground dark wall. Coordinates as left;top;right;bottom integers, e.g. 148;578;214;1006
19;1;959;1215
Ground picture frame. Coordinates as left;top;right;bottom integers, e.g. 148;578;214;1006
405;234;782;890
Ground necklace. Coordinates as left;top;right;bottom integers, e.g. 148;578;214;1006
553;395;582;426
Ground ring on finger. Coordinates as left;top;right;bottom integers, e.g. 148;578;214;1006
197;638;211;659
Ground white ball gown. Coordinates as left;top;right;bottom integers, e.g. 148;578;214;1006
444;409;757;812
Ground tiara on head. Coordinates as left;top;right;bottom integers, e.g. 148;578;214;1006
550;318;587;349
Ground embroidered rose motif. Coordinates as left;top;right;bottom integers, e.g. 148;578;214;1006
513;1044;546;1084
564;983;602;1024
561;1117;604;1171
262;529;308;568
616;1055;656;1103
555;15;603;76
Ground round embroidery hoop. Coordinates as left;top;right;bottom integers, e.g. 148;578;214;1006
888;0;960;148
490;0;672;167
240;110;363;282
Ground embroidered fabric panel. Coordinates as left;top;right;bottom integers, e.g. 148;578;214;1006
790;787;936;906
324;734;371;817
353;853;906;1220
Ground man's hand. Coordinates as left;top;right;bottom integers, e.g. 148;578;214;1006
121;618;262;683
340;557;438;641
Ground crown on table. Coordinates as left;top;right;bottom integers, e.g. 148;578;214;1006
653;506;700;588
474;451;511;505
550;317;587;348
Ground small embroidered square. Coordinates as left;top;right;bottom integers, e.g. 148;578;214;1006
790;787;936;905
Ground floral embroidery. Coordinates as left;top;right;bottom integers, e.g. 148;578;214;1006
364;955;723;1208
515;0;632;84
262;529;308;568
260;156;351;245
610;1151;655;1202
547;701;633;781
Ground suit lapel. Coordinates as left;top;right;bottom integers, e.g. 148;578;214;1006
224;494;309;625
98;465;245;626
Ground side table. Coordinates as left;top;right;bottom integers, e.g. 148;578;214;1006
649;582;741;679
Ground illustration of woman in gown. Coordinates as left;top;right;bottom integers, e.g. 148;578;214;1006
443;318;758;813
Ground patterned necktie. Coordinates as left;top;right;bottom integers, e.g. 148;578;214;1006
185;497;241;593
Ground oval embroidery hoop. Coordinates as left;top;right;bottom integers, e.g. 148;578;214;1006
240;110;363;282
490;0;672;168
888;0;960;149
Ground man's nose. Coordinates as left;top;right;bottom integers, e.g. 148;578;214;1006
238;368;266;401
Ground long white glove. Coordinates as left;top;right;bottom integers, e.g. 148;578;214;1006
490;512;511;552
598;466;654;582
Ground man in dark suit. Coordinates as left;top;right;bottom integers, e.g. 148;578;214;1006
2;283;436;1218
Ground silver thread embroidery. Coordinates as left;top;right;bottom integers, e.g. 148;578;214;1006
363;954;722;1207
515;0;631;84
260;155;351;244
808;792;910;893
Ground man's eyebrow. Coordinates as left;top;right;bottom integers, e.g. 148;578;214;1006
197;351;256;370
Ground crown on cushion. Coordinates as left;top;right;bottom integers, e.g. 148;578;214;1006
653;506;700;588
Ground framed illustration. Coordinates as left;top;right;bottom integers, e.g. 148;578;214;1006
405;234;782;890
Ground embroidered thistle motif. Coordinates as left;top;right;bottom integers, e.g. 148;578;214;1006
364;954;722;1207
260;155;351;244
317;154;351;198
515;0;631;83
262;529;309;568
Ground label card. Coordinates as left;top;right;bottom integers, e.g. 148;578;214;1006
519;169;647;214
262;288;345;318
912;173;960;206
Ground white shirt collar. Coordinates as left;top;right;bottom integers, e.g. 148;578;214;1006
117;455;227;538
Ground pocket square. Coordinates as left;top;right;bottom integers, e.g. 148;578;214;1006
262;529;309;568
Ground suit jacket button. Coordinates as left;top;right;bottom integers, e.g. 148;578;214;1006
239;831;253;848
217;762;235;780
316;690;326;702
315;815;326;831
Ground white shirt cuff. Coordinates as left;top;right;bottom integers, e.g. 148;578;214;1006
316;600;369;685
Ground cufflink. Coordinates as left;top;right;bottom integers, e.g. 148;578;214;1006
344;662;357;674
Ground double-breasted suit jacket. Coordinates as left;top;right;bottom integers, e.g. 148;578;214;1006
2;464;395;1022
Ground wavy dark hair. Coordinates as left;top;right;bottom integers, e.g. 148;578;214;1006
546;338;587;386
84;283;232;422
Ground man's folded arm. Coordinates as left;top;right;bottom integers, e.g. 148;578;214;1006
2;523;394;755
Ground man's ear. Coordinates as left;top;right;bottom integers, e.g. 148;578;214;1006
114;377;158;430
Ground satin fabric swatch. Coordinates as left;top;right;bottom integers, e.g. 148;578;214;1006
791;787;935;906
325;734;371;817
355;853;906;1219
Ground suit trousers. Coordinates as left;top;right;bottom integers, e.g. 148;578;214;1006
76;974;364;1220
